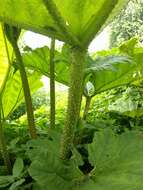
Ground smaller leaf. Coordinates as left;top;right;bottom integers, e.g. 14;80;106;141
8;137;20;150
12;157;24;178
9;178;25;190
0;176;14;188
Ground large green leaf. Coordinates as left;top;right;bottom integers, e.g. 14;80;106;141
0;25;12;90
23;39;143;97
23;46;69;85
28;129;143;190
0;0;128;46
2;68;43;119
75;129;143;190
88;56;135;94
27;133;83;190
88;38;143;94
23;45;134;94
0;24;43;119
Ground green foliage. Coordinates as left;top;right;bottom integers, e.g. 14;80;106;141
0;0;128;47
26;132;83;190
2;68;43;119
6;128;143;190
110;0;143;47
22;38;143;98
12;158;24;178
109;86;143;117
89;84;143;119
15;91;67;129
76;129;143;190
9;179;25;190
0;24;43;120
85;84;143;133
87;55;133;94
0;176;14;189
23;46;69;85
0;25;12;88
0;157;26;189
23;44;136;96
2;118;143;189
9;88;49;120
89;38;143;95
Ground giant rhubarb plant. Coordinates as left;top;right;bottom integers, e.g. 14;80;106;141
1;1;143;190
0;0;130;159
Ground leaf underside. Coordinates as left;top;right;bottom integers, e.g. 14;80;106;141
0;0;129;46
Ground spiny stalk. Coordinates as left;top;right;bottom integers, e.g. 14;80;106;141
50;38;56;129
60;47;86;160
42;0;80;46
4;25;37;139
83;96;92;120
12;37;37;139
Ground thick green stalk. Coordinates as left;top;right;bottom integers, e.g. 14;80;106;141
0;112;11;174
50;38;56;129
60;47;86;160
11;40;37;139
83;96;92;120
42;0;80;46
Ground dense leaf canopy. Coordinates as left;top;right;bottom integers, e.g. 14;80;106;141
22;40;143;95
0;0;129;46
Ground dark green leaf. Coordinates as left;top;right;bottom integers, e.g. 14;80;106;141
27;135;82;190
12;157;24;178
9;179;25;190
0;176;14;188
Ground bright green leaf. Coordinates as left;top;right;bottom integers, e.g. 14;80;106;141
86;129;143;189
0;24;12;90
0;0;128;46
2;68;43;119
23;46;69;86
